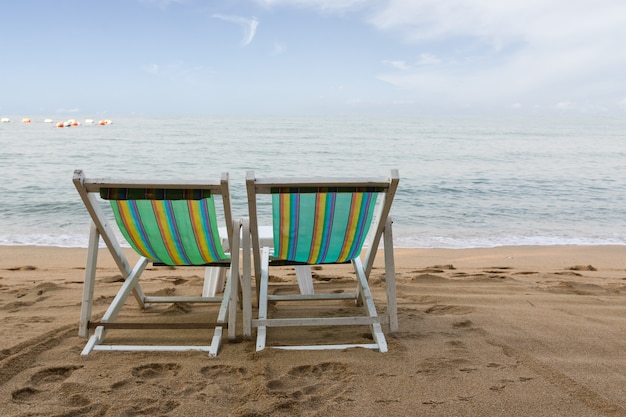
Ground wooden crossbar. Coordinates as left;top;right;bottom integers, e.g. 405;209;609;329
88;322;226;330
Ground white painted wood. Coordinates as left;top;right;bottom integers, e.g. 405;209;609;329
93;345;213;352
267;293;356;301
209;328;223;357
384;217;398;333
81;178;226;192
255;247;270;351
241;218;252;338
99;257;149;325
202;267;225;297
252;316;386;327
79;222;99;338
371;323;388;353
273;344;380;351
143;296;223;303
295;265;314;295
227;219;241;341
246;171;262;304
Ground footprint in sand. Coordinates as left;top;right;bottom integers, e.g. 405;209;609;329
265;362;352;409
131;363;181;380
424;304;473;315
199;364;248;395
6;265;37;271
452;319;474;328
11;365;83;404
29;365;83;385
200;364;247;379
11;387;41;403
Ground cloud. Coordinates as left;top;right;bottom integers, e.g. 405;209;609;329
415;53;441;66
383;60;410;71
383;54;440;71
368;0;626;111
253;0;626;111
212;14;259;46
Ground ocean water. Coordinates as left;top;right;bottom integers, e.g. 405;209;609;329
1;115;625;248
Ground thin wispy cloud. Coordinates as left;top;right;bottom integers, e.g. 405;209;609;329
212;14;259;46
383;60;409;71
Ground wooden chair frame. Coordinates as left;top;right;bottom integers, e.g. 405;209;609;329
243;169;399;352
73;170;243;356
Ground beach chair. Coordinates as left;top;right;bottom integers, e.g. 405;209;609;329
244;169;399;352
72;170;244;356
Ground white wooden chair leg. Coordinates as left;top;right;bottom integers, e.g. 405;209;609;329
211;266;232;357
81;326;104;356
354;258;388;352
256;247;270;351
227;220;241;342
79;222;99;338
203;267;226;297
383;218;398;332
371;323;388;353
242;218;252;338
295;265;314;295
209;328;223;357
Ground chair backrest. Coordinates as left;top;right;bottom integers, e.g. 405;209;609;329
246;170;399;271
107;196;227;265
73;170;233;266
271;188;380;264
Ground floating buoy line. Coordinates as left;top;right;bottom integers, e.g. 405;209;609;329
0;118;113;127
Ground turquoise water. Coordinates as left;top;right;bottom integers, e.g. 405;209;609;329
1;115;625;248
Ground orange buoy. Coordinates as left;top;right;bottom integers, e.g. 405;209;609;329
98;120;106;125
22;118;31;123
56;122;64;128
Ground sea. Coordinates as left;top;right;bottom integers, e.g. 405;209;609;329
1;115;625;249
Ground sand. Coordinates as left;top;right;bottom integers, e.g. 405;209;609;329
1;245;625;416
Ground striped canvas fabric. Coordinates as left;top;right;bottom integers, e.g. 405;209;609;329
272;191;378;264
110;198;228;265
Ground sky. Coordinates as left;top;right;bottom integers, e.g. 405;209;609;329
2;0;626;117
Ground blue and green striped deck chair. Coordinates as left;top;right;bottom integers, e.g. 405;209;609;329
73;170;243;356
244;170;399;352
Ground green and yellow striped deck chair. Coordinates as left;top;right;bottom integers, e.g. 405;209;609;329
244;170;399;352
73;170;242;356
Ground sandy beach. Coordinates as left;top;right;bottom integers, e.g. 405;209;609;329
1;245;625;416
